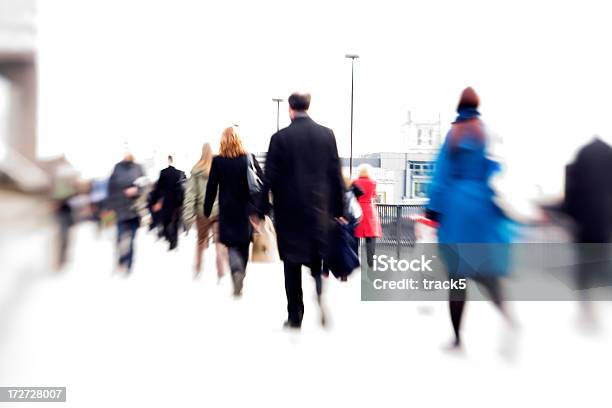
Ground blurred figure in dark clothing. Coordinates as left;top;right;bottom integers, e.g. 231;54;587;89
564;137;612;323
151;155;186;250
565;138;612;243
107;153;145;273
321;176;363;281
259;92;345;329
204;127;263;297
147;181;162;236
51;164;78;270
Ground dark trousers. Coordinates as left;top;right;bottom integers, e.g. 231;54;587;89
228;243;250;276
117;218;139;271
56;206;73;268
364;237;376;268
162;211;180;250
283;257;323;326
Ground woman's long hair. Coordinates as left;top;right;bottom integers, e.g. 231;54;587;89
219;126;247;158
192;143;213;174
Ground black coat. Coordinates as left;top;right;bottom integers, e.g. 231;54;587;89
204;154;263;247
107;160;145;222
151;166;186;222
565;138;612;242
261;115;344;263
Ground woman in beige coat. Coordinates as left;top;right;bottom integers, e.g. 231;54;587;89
183;143;227;278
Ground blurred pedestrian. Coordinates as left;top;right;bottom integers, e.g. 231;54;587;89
564;137;612;325
259;92;345;329
183;143;228;278
51;164;78;270
352;164;382;270
426;87;515;350
107;153;145;273
204;127;263;296
151;155;186;250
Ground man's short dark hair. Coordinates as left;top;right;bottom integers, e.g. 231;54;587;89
168;155;173;162
288;92;311;111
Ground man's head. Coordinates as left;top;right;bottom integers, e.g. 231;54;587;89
288;92;311;119
168;155;174;165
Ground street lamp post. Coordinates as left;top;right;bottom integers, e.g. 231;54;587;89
272;98;284;132
345;54;359;177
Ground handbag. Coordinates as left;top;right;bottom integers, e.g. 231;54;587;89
246;153;263;195
326;220;360;279
250;216;279;262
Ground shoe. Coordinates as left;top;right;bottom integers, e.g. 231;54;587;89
283;320;301;330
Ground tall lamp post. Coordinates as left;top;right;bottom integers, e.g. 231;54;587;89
345;54;359;177
272;98;284;132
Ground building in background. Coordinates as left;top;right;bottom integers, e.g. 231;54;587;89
245;112;442;205
339;112;442;204
0;0;47;191
401;111;441;199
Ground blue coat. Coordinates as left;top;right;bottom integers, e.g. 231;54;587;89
427;113;513;277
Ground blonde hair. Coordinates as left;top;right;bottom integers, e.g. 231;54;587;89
358;164;372;178
192;143;213;173
219;126;247;158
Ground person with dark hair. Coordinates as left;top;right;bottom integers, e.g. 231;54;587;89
151;155;186;250
287;92;311;111
259;91;345;329
426;87;515;351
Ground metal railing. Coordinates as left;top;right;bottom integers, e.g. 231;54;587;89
375;204;425;255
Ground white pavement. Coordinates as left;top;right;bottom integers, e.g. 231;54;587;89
1;222;611;407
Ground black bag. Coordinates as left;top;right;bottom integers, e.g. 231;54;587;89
326;221;360;279
247;153;263;195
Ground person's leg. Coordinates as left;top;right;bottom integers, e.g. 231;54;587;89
449;285;467;347
283;261;304;327
474;276;514;326
309;256;327;326
365;237;376;268
195;216;209;273
167;212;179;250
211;222;227;280
56;208;72;269
309;257;323;298
126;218;139;272
116;220;128;267
228;242;249;296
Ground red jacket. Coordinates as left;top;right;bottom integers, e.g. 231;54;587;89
353;176;382;238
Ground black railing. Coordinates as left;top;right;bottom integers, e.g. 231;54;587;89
375;204;425;255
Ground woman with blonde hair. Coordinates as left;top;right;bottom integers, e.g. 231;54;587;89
183;143;227;278
204;127;264;296
353;164;382;269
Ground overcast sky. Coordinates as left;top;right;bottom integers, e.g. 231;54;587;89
37;0;612;196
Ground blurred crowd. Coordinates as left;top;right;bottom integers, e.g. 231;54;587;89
11;88;612;352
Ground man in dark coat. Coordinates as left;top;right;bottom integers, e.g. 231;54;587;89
151;155;186;250
107;153;145;273
260;92;345;328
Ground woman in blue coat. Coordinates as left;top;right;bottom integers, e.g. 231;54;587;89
426;87;515;349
